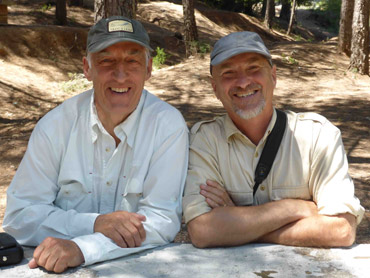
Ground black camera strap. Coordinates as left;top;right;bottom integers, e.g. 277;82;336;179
253;109;287;196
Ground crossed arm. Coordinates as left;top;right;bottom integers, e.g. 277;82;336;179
188;180;357;249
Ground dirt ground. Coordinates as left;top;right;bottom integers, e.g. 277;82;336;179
0;1;369;243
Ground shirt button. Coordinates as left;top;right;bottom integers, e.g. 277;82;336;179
105;147;110;152
255;152;259;158
260;185;265;191
106;181;112;186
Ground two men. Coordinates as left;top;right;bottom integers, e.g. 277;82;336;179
183;32;364;248
3;16;188;273
4;17;364;273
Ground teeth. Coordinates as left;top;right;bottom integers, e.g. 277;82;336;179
111;87;129;93
236;90;258;97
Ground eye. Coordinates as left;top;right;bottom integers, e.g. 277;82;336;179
246;65;262;73
99;58;115;65
222;70;235;77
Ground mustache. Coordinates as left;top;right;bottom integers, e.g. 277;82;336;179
230;84;262;94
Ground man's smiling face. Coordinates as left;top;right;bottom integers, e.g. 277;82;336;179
84;41;152;123
211;52;276;121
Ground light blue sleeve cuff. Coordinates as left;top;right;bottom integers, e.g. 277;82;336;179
72;232;158;266
69;212;99;236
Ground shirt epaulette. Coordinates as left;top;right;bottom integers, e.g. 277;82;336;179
297;112;327;124
191;118;218;134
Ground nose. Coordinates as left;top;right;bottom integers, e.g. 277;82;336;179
113;63;128;80
234;72;252;89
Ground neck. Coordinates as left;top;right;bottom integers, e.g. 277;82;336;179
230;106;274;145
96;107;127;147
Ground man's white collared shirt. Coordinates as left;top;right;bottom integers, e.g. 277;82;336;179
3;89;189;265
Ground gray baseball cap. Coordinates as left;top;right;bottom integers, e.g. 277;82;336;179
87;16;153;53
210;31;272;66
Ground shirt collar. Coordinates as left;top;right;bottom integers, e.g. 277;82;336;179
224;108;277;145
114;90;146;148
90;89;147;147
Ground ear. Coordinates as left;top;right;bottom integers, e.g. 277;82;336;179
145;58;153;81
83;56;92;81
209;76;218;97
271;64;277;88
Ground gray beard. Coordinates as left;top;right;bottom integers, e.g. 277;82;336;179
234;98;266;120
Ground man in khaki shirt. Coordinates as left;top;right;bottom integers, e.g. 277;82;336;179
183;32;364;248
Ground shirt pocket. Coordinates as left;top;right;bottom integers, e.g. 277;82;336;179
229;191;253;206
55;182;92;211
271;185;311;201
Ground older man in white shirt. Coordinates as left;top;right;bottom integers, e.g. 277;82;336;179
3;16;188;273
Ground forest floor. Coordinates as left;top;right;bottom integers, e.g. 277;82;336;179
0;0;369;243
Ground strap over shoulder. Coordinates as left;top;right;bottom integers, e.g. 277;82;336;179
253;109;287;196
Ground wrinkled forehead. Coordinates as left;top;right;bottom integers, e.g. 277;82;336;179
92;41;147;57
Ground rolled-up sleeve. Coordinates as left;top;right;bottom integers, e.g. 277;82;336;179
183;124;224;224
310;121;364;224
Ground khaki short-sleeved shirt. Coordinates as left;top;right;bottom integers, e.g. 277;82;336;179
183;109;364;224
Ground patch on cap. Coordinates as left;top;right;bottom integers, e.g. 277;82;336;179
108;20;134;33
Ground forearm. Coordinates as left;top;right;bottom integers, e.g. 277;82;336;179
3;195;98;245
258;213;357;247
188;199;317;248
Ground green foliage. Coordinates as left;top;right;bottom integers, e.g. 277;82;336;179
41;3;52;12
310;0;341;33
199;0;261;15
314;0;341;12
198;42;211;54
293;34;303;41
189;40;211;57
281;53;299;65
60;73;92;94
199;0;315;15
153;47;167;70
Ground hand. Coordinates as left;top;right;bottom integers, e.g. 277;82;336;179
94;210;146;248
28;237;84;273
297;199;319;219
200;180;235;208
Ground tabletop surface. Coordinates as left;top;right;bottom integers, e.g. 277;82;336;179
1;243;369;278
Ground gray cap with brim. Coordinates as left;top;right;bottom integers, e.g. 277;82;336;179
210;31;272;66
87;16;153;53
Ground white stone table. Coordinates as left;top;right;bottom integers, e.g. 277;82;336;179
0;243;369;277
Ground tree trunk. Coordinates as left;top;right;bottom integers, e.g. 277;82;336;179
261;0;266;17
182;0;198;57
287;0;297;35
94;0;137;22
264;0;275;29
338;0;355;56
56;0;67;25
349;0;369;75
280;0;291;22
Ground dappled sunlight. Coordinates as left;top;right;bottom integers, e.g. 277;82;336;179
8;3;93;27
0;0;369;242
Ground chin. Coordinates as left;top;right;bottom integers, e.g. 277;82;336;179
235;101;266;120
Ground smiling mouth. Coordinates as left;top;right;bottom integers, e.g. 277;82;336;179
110;87;130;94
233;89;259;98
